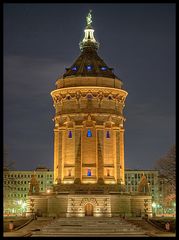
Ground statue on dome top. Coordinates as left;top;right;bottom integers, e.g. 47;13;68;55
86;10;92;26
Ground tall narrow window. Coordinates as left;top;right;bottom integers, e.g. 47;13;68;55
107;169;110;176
68;169;72;177
106;131;110;138
87;169;91;176
68;130;72;138
87;129;92;137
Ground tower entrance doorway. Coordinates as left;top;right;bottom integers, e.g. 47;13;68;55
85;203;93;216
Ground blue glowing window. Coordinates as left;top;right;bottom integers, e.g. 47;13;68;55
68;131;72;138
106;131;110;138
86;65;92;71
101;66;107;71
87;169;91;176
87;129;92;137
71;66;77;71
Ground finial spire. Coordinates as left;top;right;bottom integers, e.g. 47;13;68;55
86;10;92;27
79;10;99;51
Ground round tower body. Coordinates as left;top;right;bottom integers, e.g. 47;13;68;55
51;13;128;189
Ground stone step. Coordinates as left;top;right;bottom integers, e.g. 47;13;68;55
41;226;142;232
34;217;145;235
32;232;148;237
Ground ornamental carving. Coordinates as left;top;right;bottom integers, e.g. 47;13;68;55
52;87;127;106
80;198;98;206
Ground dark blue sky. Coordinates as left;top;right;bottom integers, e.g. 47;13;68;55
3;3;175;170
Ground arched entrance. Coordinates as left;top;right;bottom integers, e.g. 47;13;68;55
85;203;93;216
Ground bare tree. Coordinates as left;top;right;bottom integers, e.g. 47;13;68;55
155;145;176;192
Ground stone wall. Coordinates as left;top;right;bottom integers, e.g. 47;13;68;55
110;194;131;217
27;193;152;218
66;194;111;217
131;195;152;217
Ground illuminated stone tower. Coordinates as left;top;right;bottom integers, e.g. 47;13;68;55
51;10;128;188
27;12;152;218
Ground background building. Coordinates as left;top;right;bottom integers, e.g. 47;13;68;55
4;168;160;215
3;167;53;215
125;170;159;202
4;167;175;216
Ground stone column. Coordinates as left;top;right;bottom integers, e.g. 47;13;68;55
58;130;63;183
119;128;125;184
116;130;120;183
75;127;82;182
97;129;104;180
112;128;117;182
53;128;59;184
61;128;66;182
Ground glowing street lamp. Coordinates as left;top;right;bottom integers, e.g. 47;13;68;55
152;202;157;216
46;189;51;194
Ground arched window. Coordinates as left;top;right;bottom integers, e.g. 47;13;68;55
87;129;92;137
68;130;72;138
106;131;110;138
87;169;91;176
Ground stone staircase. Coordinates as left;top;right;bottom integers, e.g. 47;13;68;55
31;217;148;236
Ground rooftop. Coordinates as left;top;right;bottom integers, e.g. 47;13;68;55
62;11;119;80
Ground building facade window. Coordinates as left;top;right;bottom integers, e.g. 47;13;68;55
87;129;92;137
87;169;91;176
86;65;92;71
106;131;110;138
68;130;72;138
101;66;107;71
72;66;77;71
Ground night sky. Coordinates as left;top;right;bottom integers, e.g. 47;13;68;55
4;4;175;170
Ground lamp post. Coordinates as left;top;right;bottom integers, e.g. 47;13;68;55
173;202;176;217
152;202;156;217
